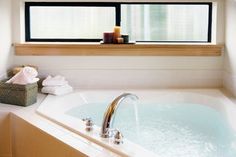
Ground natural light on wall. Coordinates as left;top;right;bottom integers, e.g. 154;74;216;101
30;7;116;39
121;4;209;42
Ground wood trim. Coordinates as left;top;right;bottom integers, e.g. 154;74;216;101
14;43;223;56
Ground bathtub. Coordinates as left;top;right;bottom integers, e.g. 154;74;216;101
37;89;236;157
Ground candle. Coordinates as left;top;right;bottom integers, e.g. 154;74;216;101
117;37;124;44
121;34;129;43
113;26;121;43
103;32;114;44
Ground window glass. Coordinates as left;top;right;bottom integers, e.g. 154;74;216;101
121;4;210;42
30;6;116;39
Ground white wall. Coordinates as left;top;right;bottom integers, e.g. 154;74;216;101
0;1;13;156
0;0;12;79
12;0;225;89
223;0;236;95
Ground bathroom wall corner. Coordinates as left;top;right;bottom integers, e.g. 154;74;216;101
223;71;236;96
0;0;13;79
224;0;236;97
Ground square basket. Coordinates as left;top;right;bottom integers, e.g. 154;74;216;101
0;79;38;106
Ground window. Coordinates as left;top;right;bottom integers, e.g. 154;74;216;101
25;2;212;43
121;3;211;42
25;2;120;42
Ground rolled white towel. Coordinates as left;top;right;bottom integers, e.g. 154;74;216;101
42;75;68;86
6;66;39;85
41;84;73;96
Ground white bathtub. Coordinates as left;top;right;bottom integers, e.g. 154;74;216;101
37;89;236;157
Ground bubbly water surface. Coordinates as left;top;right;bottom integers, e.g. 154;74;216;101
66;102;236;157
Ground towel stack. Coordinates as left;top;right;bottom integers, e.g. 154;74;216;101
41;75;73;96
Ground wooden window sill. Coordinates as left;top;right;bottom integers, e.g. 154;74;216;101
14;43;223;56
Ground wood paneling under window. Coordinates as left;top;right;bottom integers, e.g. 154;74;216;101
14;43;223;56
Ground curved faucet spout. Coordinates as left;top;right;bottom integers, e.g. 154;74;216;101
100;93;138;138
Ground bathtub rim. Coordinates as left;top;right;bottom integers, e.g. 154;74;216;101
36;88;236;157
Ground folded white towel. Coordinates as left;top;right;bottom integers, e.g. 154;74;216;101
6;67;39;85
41;84;73;96
42;75;68;86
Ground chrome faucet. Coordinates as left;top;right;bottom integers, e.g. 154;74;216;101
100;93;138;138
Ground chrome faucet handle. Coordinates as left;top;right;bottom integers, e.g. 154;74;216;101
100;128;115;138
82;117;93;132
100;128;119;138
113;129;123;145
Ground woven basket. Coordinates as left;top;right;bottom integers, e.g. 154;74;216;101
0;79;38;106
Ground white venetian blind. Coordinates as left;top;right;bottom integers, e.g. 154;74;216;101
30;6;116;39
121;4;209;42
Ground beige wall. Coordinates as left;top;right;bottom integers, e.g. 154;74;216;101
11;115;87;157
11;0;225;89
224;0;236;96
0;112;11;157
0;0;12;78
